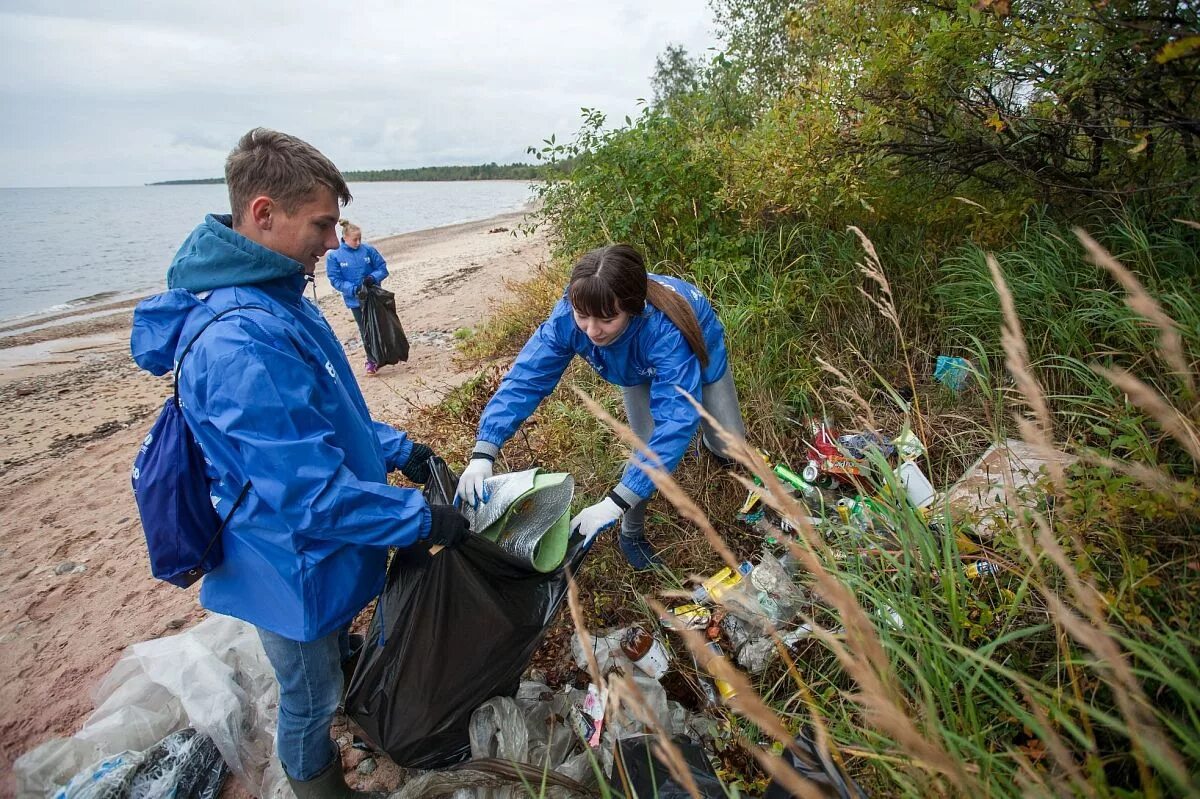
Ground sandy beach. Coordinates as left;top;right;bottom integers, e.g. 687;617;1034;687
0;211;548;788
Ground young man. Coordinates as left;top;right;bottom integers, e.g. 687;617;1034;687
131;128;470;799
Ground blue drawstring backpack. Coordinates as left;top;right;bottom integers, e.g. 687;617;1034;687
131;307;257;588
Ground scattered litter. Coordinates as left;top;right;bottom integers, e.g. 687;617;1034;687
569;683;607;748
616;735;725;799
934;355;972;391
943;438;1077;539
691;561;752;604
53;561;86;575
964;560;999;579
877;605;904;630
897;460;936;508
737;636;777;674
763;729;868;799
573;628;635;675
659;603;712;632
838;431;896;460
700;642;738;703
51;728;227;799
13;616;282;798
620;627;670;680
893;429;926;460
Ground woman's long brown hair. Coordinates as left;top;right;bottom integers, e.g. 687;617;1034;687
567;244;709;369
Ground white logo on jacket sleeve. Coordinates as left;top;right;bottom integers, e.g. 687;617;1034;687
325;360;338;380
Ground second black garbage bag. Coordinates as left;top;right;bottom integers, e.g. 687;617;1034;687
344;458;585;769
357;282;409;366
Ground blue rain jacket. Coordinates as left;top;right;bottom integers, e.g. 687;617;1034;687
478;274;729;499
131;214;431;641
326;240;388;309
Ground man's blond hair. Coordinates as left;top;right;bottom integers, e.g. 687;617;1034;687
225;128;352;225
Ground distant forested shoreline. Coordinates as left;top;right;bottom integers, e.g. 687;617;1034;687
150;162;546;186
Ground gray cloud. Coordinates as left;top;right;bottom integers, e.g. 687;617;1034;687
0;1;716;186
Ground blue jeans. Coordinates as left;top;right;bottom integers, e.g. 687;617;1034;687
256;626;354;781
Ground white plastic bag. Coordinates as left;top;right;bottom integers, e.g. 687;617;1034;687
14;616;281;798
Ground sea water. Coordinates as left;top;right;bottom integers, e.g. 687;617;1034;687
0;181;533;322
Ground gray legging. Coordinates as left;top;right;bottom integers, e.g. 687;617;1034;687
620;368;747;538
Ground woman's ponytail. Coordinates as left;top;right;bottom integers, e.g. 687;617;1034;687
646;280;709;369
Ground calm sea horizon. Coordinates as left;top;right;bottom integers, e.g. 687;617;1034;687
0;181;533;322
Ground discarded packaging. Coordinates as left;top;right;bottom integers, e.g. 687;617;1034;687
660;603;712;632
964;560;998;580
720;613;754;652
691;561;752;604
53;729;227;799
897;460;936;508
893;429;926;460
616;735;725;799
13;615;282;799
838;431;896;460
943;438;1078;539
762;728;869;799
620;627;670;680
934;355;972;391
702;642;738;702
569;683;607;749
737;625;819;674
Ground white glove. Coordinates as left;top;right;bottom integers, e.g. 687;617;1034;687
455;457;493;509
570;497;625;541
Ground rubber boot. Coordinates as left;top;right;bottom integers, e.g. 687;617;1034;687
286;757;387;799
619;532;663;571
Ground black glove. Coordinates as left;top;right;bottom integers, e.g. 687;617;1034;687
426;504;470;548
362;275;375;286
400;443;435;485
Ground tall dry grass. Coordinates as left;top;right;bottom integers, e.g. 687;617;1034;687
560;232;1199;797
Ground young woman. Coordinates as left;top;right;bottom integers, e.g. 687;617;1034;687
454;243;746;569
326;220;389;375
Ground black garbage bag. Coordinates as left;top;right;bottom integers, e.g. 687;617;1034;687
615;735;725;799
763;727;869;799
357;283;409;365
345;458;587;769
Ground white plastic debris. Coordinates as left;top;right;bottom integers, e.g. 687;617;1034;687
14;616;282;799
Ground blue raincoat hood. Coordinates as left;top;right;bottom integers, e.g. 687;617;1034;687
132;215;308;376
168;214;304;292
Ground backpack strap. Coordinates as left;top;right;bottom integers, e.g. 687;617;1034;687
173;305;271;400
172;305;270;559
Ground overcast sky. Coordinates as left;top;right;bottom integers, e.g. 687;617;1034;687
0;2;718;187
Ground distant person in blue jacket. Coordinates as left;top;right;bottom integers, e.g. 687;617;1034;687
454;243;747;570
326;219;389;376
130;128;469;799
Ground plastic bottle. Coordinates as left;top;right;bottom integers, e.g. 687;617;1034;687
702;642;738;701
897;460;935;508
